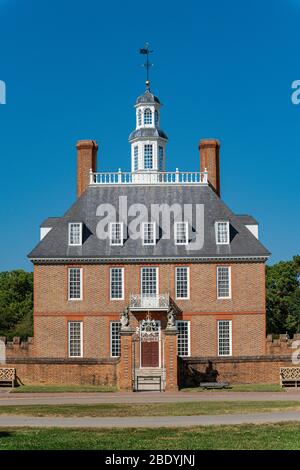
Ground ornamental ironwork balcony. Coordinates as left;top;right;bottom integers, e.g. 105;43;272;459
89;169;208;186
130;293;169;311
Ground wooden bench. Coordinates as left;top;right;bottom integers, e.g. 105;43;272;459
199;382;230;390
0;367;15;388
280;367;300;388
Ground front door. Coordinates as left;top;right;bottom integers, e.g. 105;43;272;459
141;341;159;367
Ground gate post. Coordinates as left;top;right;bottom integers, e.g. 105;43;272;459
165;329;178;391
118;329;134;390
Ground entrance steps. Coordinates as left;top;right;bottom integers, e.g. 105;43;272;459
133;368;166;392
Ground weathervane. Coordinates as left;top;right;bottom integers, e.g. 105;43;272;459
139;42;153;91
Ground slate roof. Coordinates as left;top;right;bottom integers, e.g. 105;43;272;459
129;128;168;141
236;215;258;225
28;184;270;263
136;90;160;105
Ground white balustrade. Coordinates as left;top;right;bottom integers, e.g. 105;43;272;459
130;293;170;311
89;169;208;186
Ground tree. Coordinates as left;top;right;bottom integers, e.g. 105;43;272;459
266;256;300;335
0;270;33;340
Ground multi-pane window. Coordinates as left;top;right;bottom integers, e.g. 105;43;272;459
155;109;159;126
141;267;158;296
218;320;232;356
158;146;164;171
175;267;189;299
177;321;190;357
174;222;188;245
216;221;230;244
110;268;124;300
68;268;82;300
68;223;82;246
138;109;142;126
144;108;152;125
110;321;121;357
144;144;153;169
134;146;139;171
68;321;83;357
110;222;123;246
142;222;156;245
217;266;231;299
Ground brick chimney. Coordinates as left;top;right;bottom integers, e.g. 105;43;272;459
76;140;98;198
199;139;220;197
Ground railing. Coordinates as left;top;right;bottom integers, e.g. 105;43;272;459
90;169;208;186
130;293;170;311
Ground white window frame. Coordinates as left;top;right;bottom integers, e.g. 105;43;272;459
217;266;231;299
176;320;191;357
174;221;188;245
110;321;121;357
110;267;124;300
217;320;232;356
109;222;124;246
142;222;156;246
175;267;190;300
68;321;83;358
215;221;230;245
68;268;83;301
144;144;153;170
141;267;159;296
68;222;82;246
144;108;152;125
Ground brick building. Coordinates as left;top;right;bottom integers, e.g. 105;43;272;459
28;80;270;391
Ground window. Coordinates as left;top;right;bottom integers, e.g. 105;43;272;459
138;109;142;126
141;267;158;296
68;223;82;246
144;108;152;125
68;268;82;300
218;320;232;356
110;268;124;300
144;144;153;169
110;222;123;246
155;109;159;126
158;146;164;171
110;321;121;357
216;221;230;244
142;222;156;245
134;146;139;171
217;266;231;299
175;267;190;299
177;320;190;357
174;222;188;245
68;321;83;357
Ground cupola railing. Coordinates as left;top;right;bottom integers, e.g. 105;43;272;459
89;169;208;186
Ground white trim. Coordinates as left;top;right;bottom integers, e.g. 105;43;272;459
110;267;124;300
217;266;232;299
141;266;159;296
217;320;232;357
110;321;121;358
142;222;156;246
175;266;190;300
109;222;124;246
174;221;188;246
68;321;83;358
68;222;82;246
68;267;83;301
215;221;230;245
176;320;191;357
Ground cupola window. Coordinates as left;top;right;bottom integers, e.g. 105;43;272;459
138;109;142;126
144;144;153;169
144;108;152;125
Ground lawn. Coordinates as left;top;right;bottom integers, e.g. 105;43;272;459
1;423;300;449
0;401;299;417
11;384;118;393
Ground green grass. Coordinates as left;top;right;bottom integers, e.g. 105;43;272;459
2;423;300;449
0;401;299;417
12;384;118;393
181;383;283;392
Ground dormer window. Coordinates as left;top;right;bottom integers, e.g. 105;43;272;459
174;222;188;245
142;222;156;245
110;222;123;246
68;222;82;246
216;221;230;245
144;108;152;125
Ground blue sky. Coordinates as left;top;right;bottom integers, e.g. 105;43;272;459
0;0;299;271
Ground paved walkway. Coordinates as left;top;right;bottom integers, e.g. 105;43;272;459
0;391;300;406
1;411;300;428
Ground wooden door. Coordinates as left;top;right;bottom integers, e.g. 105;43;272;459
141;341;159;368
